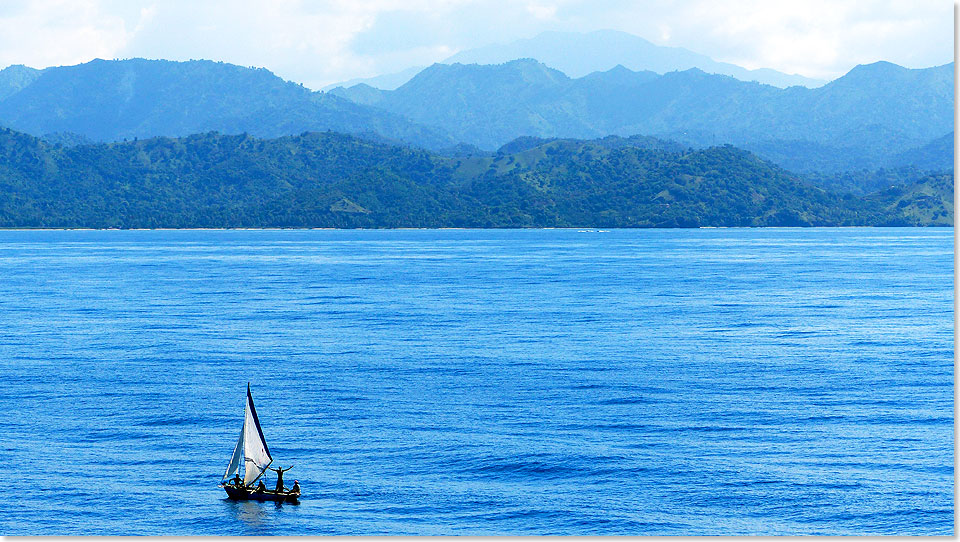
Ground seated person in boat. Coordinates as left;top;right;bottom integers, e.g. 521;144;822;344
230;474;243;487
255;480;266;493
291;480;300;494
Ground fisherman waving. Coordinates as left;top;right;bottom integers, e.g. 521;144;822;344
269;465;294;493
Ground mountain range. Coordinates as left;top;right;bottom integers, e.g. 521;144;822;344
0;55;951;178
330;59;953;172
0;59;457;149
442;30;825;87
323;30;825;90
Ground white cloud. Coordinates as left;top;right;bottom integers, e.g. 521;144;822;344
112;0;482;87
526;2;558;20
0;0;130;69
0;0;951;86
595;0;953;79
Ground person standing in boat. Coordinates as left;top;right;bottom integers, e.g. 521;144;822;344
270;465;293;492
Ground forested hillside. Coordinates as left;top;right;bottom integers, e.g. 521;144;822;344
0;128;948;229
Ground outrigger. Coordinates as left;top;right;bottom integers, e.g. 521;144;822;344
219;384;300;503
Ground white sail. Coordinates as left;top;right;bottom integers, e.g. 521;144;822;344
222;424;244;482
242;384;273;485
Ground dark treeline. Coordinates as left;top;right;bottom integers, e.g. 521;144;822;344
0;127;951;229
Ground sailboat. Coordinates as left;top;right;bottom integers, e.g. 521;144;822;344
219;384;300;503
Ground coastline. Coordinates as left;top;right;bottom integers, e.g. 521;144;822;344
0;225;952;232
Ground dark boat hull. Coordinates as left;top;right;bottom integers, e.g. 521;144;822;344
223;484;300;503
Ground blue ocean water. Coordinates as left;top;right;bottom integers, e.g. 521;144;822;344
0;228;952;535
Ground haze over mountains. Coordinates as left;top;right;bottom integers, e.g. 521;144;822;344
0;59;457;149
0;55;951;176
332;58;952;172
324;30;825;90
443;30;825;87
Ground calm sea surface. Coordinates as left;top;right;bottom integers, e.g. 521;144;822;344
0;228;952;535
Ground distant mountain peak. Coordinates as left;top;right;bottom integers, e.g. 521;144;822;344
826;60;951;91
324;29;826;92
0;57;458;149
846;60;908;76
444;57;556;70
0;63;39;72
441;29;826;88
320;64;426;91
330;57;950;172
578;64;659;86
0;63;42;101
405;58;569;89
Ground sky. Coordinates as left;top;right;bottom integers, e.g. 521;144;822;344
0;0;952;89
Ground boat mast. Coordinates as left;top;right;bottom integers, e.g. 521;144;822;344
241;383;274;486
221;422;245;484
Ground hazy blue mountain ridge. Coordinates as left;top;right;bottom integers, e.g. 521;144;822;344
320;65;426;91
327;83;388;107
0;64;41;101
322;30;824;91
0;56;950;175
0;58;458;149
332;59;953;172
786;61;953;144
888;132;954;171
380;60;595;149
442;30;826;88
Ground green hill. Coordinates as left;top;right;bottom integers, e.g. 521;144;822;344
0;128;949;229
866;173;954;226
